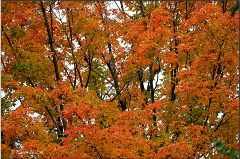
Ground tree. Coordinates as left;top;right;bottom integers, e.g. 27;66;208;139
1;1;239;158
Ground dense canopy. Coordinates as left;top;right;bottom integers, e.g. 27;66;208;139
1;1;239;158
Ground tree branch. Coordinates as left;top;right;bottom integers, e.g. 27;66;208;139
77;62;113;86
39;1;60;81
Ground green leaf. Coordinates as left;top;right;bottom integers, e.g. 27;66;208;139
230;147;237;156
31;1;36;5
237;153;240;159
214;137;221;145
231;1;239;17
216;142;225;151
225;147;231;156
220;152;226;157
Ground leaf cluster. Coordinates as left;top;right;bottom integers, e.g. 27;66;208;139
214;137;239;159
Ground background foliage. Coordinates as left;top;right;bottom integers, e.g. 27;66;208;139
1;1;239;158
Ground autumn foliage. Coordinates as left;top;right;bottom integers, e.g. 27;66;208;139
1;1;239;158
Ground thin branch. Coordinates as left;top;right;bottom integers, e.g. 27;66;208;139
85;50;93;88
63;66;74;88
121;67;147;93
2;30;19;62
74;63;77;89
1;57;7;71
28;24;49;43
110;67;147;102
44;105;62;137
139;1;145;18
39;1;60;81
56;11;84;88
77;62;114;86
90;146;102;159
214;113;225;132
114;1;121;11
103;85;114;100
2;27;35;88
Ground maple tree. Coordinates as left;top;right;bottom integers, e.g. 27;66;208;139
1;1;239;158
